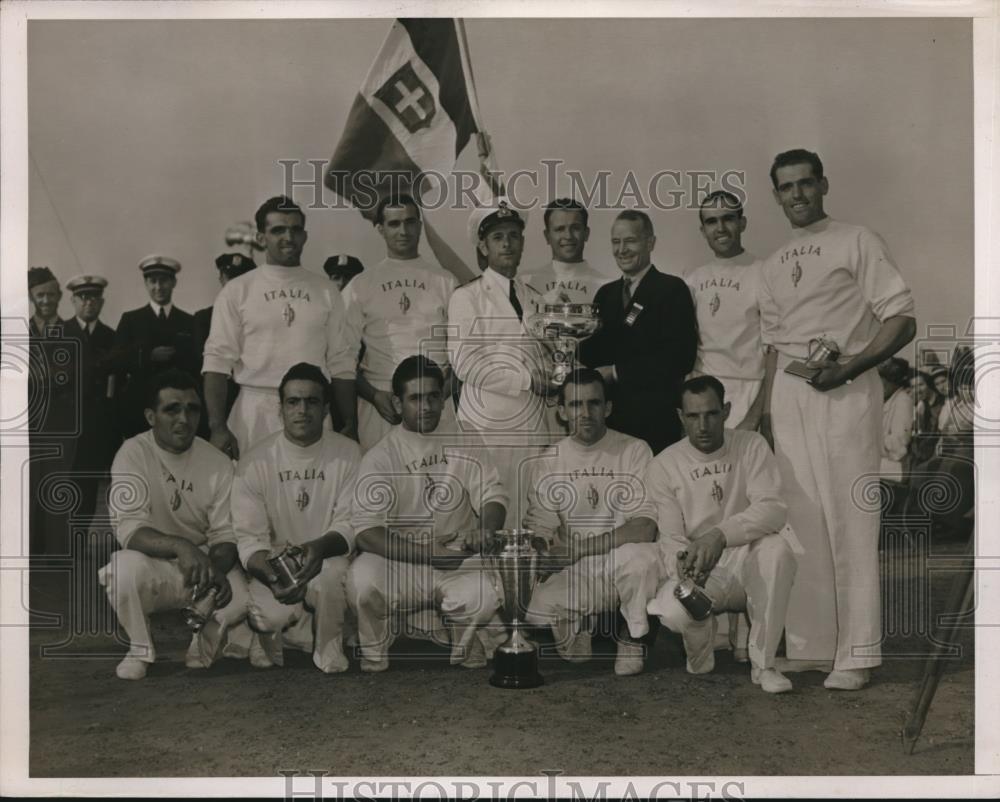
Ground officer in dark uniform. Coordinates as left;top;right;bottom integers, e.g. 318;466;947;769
193;252;257;435
28;266;77;554
322;253;365;292
63;274;120;527
112;255;199;438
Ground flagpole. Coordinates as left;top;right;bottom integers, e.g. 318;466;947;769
455;19;504;200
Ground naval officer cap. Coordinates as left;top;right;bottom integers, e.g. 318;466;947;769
468;199;527;246
323;254;365;279
138;255;181;277
215;252;257;280
66;274;109;296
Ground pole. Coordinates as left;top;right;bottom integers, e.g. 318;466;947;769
455;19;504;200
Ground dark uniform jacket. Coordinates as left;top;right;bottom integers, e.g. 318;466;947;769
580;266;698;454
112;304;199;438
62;317;120;472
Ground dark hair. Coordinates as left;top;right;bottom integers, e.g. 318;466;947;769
145;369;200;411
374;193;421;226
557;367;606;405
391;355;444;398
698;190;744;224
679;375;726;407
278;362;329;404
255;196;306;232
543;198;589;229
614;209;654;238
769;149;824;189
878;356;910;388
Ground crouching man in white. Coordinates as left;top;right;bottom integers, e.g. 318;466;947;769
347;356;506;672
232;362;361;673
100;369;249;680
523;368;664;676
646;376;796;693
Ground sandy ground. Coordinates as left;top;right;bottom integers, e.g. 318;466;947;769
26;536;973;778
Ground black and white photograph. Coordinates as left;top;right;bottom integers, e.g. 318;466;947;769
1;0;998;797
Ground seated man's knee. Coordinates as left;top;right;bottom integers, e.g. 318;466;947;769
104;548;156;585
217;568;251;625
440;574;499;624
752;534;796;578
346;554;388;609
247;582;299;633
312;557;349;597
648;581;693;633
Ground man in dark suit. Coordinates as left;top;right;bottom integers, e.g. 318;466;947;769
193;252;257;436
580;210;698;454
63;274;120;527
27;266;77;554
113;255;199;438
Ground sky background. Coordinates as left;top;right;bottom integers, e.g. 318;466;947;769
26;17;973;349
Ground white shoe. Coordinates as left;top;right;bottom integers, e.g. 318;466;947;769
824;668;870;691
458;636;487;670
614;640;645;676
184;635;210;670
751;666;793;694
361;657;389;673
552;620;592;663
249;635;276;669
115;656;148;680
314;643;350;674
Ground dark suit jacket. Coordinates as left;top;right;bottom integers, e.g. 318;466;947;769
63;317;120;471
580;266;698;454
112;304;199;437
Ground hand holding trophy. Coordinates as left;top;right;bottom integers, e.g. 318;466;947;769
526;303;602;397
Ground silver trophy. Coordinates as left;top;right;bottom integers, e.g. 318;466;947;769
784;336;842;382
485;529;544;689
526;303;602;391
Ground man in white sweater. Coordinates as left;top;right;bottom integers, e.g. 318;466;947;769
523;368;663;676
343;194;458;452
232;363;361;673
519;198;613;305
347;356;507;672
202;196;359;459
646;376;796;694
758;149;916;690
100;369;250;680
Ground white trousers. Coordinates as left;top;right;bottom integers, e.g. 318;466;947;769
772;358;882;670
648;534;795;672
346;552;501;665
524;542;665;640
98;550;249;664
247;557;350;672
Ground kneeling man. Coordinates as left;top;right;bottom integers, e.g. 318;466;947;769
646;376;795;693
101;369;249;680
347;356;506;672
523;368;663;676
233;362;361;673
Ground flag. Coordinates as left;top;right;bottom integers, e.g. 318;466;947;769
326;19;479;212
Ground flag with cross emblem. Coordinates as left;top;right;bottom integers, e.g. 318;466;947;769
325;19;478;215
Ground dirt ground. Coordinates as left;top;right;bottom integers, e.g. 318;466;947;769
26;535;973;778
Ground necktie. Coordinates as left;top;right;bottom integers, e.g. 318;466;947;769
622;278;633;310
81;326;91;344
158;307;167;322
509;281;524;321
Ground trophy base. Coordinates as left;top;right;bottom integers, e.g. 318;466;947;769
489;646;544;689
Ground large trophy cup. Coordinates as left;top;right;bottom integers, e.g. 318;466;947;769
526;303;602;392
485;529;544;689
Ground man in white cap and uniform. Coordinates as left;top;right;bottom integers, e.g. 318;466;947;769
646;375;795;693
447;201;554;524
202;195;359;459
758;148;916;690
64;274;120;526
232;362;361;673
113;255;199;439
347;355;506;672
342;194;458;452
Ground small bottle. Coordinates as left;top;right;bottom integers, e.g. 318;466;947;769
183;586;219;632
673;578;714;621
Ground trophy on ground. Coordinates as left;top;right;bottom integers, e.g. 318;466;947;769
526;303;602;393
484;528;544;689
